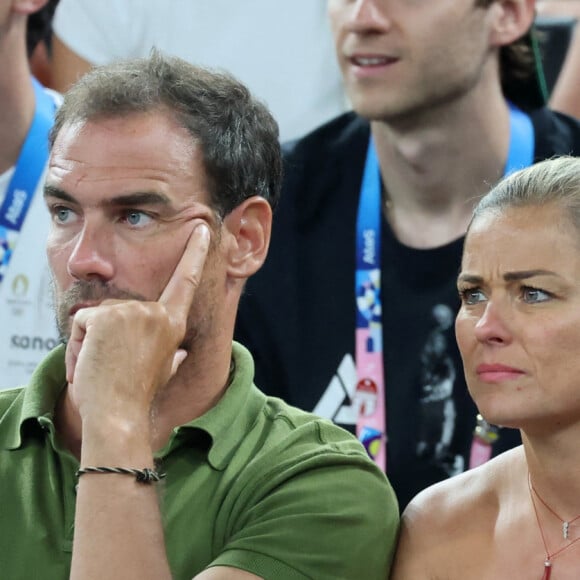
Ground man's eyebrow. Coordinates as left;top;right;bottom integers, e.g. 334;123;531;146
44;184;75;203
43;186;172;207
457;270;559;284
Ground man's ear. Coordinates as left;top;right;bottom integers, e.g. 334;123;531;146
12;0;49;16
489;0;535;47
222;196;272;279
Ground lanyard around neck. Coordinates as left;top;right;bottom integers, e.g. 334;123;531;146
355;103;535;472
0;78;56;285
354;138;386;470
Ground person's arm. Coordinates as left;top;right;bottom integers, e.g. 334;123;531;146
389;508;434;580
390;469;493;580
69;223;211;580
195;567;261;579
549;25;580;118
537;1;580;118
50;0;137;92
51;35;93;93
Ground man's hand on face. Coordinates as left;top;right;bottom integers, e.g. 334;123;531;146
64;221;211;426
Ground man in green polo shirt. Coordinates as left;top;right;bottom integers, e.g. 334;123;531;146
0;51;399;579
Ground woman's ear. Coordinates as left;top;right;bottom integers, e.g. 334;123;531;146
222;196;272;279
488;0;535;47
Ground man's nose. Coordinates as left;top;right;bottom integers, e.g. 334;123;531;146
67;223;115;282
347;0;392;33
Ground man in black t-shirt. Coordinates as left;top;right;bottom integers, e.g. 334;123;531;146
235;0;580;509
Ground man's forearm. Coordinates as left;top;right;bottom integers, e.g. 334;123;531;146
70;419;171;580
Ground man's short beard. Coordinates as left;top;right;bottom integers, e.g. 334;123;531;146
54;279;146;343
52;278;211;353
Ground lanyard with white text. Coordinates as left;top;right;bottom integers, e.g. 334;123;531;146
468;102;534;468
0;78;56;285
355;103;535;473
355;137;387;471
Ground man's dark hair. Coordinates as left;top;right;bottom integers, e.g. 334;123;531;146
49;50;283;216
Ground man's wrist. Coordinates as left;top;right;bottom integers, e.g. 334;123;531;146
80;415;154;464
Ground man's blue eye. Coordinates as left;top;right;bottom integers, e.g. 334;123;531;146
127;211;142;225
55;207;73;223
124;211;152;226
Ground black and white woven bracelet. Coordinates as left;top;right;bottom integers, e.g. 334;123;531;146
75;466;166;484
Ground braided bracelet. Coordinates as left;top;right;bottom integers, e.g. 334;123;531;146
76;466;166;484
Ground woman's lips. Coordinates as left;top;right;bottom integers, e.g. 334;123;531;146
476;364;525;383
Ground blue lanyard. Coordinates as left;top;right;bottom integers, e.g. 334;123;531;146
356;140;381;275
355;138;387;467
0;78;55;284
355;103;535;468
505;102;534;175
0;78;55;231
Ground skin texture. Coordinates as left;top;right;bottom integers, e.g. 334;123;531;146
390;203;580;579
46;109;271;580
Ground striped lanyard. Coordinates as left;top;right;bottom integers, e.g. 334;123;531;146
355;103;535;472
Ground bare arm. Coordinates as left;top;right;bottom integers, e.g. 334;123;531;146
389;509;433;580
69;223;215;580
195;567;261;580
550;27;580;118
537;1;580;118
51;35;94;93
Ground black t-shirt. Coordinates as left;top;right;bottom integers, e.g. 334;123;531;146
235;109;580;510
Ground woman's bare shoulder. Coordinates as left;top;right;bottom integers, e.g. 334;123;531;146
389;446;525;580
409;447;522;517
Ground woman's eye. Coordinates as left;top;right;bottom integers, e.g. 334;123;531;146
459;288;486;305
522;286;551;303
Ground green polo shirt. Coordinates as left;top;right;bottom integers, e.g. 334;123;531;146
0;342;399;579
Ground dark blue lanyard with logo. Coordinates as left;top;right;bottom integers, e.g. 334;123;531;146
0;78;56;285
355;102;535;472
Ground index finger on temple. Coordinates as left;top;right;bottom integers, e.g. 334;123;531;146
159;221;211;319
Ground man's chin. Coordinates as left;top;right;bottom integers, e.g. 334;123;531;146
54;314;72;346
57;329;71;346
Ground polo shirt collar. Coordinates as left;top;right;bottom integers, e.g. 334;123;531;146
168;342;266;471
0;344;67;450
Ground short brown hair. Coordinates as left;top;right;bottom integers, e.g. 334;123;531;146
50;50;283;217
